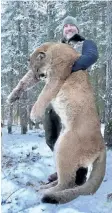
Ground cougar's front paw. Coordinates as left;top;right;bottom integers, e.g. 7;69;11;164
7;89;21;104
30;104;42;123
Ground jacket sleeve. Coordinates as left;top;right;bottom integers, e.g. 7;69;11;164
72;40;99;72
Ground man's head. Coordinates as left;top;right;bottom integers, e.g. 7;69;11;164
62;16;79;41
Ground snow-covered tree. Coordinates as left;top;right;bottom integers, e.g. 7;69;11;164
104;0;112;147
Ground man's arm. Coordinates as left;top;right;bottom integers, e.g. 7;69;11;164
72;40;99;72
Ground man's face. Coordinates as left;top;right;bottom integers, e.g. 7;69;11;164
63;24;79;40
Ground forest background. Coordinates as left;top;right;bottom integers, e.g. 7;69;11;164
1;0;112;147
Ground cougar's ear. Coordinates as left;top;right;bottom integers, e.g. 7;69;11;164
37;52;46;60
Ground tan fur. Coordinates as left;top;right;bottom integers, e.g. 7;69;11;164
7;42;106;204
30;42;80;122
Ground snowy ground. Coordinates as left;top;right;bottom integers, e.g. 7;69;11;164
1;125;112;213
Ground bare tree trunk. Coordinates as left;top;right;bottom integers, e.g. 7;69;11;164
7;48;14;133
7;104;13;134
16;2;29;134
16;101;20;125
28;105;33;130
1;95;4;124
20;91;28;134
35;122;40;129
104;0;112;147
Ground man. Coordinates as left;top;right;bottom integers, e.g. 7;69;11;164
43;15;99;182
61;16;98;71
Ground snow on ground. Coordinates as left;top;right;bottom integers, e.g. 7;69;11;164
1;124;112;213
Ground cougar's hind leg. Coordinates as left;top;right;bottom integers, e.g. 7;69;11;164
42;149;106;204
43;130;80;193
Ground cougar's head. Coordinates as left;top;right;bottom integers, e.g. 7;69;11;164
29;42;80;82
29;43;53;82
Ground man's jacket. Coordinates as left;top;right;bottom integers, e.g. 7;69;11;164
61;34;99;72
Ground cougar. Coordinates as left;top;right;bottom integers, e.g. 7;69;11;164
8;42;106;204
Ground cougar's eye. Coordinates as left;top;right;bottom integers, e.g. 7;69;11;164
37;52;46;60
